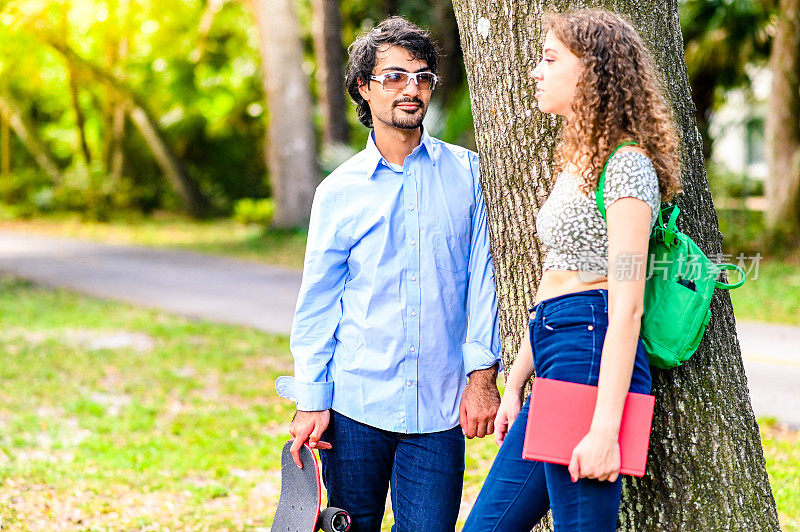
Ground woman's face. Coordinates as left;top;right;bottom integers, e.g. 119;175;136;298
532;31;583;119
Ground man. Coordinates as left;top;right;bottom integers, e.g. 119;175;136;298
275;16;501;531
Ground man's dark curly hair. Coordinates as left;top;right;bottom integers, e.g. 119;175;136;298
345;16;439;128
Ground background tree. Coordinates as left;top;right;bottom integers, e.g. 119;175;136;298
250;0;318;228
451;0;779;528
311;0;349;147
765;0;800;240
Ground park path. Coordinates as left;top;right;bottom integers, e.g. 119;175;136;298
1;229;798;427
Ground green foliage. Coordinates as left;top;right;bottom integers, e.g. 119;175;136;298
707;163;765;199
0;169;52;218
680;0;773;88
232;197;275;228
717;207;765;256
0;0;267;215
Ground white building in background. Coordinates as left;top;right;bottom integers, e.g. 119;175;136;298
708;65;770;182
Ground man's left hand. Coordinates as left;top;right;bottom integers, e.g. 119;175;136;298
459;364;501;439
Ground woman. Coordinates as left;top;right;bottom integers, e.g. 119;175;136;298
464;10;681;531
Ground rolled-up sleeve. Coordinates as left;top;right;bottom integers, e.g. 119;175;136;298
462;154;502;375
288;183;351;411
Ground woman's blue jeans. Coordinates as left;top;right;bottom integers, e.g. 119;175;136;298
319;410;464;532
464;289;652;531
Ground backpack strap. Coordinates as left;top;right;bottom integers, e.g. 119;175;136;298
715;263;746;290
657;205;681;247
595;140;639;221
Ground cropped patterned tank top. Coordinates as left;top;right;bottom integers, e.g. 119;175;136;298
535;151;661;276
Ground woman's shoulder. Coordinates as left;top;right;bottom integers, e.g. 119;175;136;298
606;147;657;180
603;147;660;204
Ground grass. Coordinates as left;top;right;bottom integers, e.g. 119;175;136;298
0;276;797;530
760;419;800;531
728;259;800;326
0;276;296;529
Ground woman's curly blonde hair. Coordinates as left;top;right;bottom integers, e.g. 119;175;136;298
545;10;682;201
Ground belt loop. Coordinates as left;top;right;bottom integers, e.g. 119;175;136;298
601;289;608;313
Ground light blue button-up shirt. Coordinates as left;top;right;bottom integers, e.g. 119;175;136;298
276;127;501;433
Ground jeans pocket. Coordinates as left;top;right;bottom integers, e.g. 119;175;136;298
542;304;595;331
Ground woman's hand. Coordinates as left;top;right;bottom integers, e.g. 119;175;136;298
493;390;523;446
567;429;621;482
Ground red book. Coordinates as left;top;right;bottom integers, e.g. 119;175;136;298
522;377;655;477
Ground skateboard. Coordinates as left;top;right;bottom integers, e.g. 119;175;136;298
272;440;351;532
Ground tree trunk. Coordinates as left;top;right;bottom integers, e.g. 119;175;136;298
102;0;129;184
251;0;319;228
66;63;92;165
688;70;715;163
452;1;780;529
127;106;209;218
1;113;10;175
384;0;399;16
59;4;92;167
432;0;464;105
765;0;800;238
312;0;349;146
0;93;62;183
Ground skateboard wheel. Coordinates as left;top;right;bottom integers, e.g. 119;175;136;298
318;507;351;532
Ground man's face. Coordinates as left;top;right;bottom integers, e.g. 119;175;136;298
358;45;433;131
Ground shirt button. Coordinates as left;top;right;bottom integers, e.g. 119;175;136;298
410;240;416;246
409;205;414;211
410;346;415;352
410;275;416;282
407;381;413;387
411;310;417;317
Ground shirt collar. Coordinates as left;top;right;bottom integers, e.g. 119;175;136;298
364;126;436;180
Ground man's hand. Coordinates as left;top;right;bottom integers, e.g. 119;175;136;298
459;364;501;439
288;410;332;468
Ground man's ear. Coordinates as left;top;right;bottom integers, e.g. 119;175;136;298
357;78;371;102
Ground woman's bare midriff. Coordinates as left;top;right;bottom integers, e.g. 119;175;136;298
533;269;609;306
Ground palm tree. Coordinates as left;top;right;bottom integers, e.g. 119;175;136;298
680;0;773;160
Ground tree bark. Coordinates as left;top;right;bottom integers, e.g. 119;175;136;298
765;0;800;238
312;0;349;146
452;1;779;529
251;0;319;228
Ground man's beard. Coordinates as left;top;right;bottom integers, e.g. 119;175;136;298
390;98;426;129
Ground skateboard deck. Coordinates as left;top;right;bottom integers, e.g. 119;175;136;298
272;440;351;532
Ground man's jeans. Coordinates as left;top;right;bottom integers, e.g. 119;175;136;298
319;410;465;532
464;289;652;531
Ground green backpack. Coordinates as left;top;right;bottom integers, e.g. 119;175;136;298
595;142;745;369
